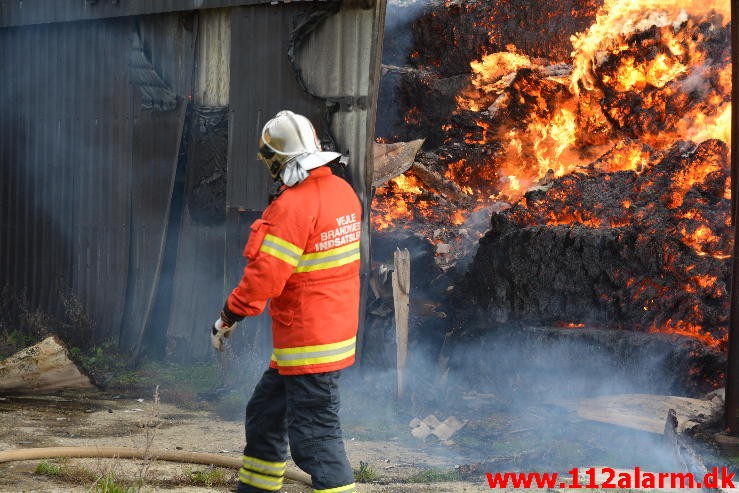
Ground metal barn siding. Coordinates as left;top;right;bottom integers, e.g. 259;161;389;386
166;1;385;360
119;13;196;354
0;0;333;28
0;19;133;341
226;1;383;211
227;2;332;210
163;10;235;361
0;1;385;360
297;3;387;361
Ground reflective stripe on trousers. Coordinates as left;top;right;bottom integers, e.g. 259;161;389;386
238;455;286;491
235;368;355;493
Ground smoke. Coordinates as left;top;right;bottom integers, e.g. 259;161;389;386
678;63;711;96
350;223;720;475
341;312;707;474
376;0;437;139
382;0;434;66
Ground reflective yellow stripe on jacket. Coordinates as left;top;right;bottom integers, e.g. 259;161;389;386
260;234;303;267
271;336;356;367
296;242;360;273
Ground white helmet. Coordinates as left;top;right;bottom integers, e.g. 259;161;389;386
257;110;341;186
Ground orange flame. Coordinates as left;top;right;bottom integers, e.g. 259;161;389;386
570;0;730;95
648;319;726;348
372;0;732;348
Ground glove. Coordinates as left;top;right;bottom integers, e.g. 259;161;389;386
211;317;235;352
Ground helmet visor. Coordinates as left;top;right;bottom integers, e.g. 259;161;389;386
257;139;285;179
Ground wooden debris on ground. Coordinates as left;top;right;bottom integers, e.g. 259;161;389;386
411;161;472;205
0;335;96;394
372;139;425;187
663;409;713;491
409;414;467;442
574;393;721;434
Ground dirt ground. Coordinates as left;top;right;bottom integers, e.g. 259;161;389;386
3;387;730;493
0;391;495;493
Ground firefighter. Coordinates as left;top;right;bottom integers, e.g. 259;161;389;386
211;110;361;493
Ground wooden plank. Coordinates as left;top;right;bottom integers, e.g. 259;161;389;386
392;248;410;398
575;393;720;434
372;139;424;187
0;336;96;394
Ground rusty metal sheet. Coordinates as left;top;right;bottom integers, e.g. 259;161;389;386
372;139;424;187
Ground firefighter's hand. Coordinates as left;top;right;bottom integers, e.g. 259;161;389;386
211;318;235;352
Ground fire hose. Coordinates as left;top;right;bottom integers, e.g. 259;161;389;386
0;446;312;486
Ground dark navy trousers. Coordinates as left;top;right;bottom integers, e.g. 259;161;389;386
235;368;355;492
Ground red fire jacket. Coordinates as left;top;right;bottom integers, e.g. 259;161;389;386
225;166;362;375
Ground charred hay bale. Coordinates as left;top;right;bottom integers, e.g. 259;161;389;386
459;218;729;342
455;139;731;344
409;0;601;76
394;71;469;145
376;70;407;140
461;223;639;327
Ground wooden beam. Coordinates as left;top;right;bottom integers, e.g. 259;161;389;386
392;248;410;398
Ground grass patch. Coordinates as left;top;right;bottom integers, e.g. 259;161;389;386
106;360;221;407
403;468;460;483
93;473;135;493
34;459;237;490
181;466;234;487
0;329;38;358
34;459;98;483
353;461;380;483
35;461;62;476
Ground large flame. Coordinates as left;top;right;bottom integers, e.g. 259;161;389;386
371;0;731;346
570;0;730;94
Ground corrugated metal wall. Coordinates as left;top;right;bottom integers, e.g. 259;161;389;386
0;12;197;349
296;3;386;360
0;19;133;341
172;1;385;360
0;0;330;28
0;1;385;360
119;13;195;354
227;2;330;210
226;2;381;212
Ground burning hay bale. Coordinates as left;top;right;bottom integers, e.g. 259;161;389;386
375;0;730;231
373;0;731;377
455;139;730;350
407;0;601;77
